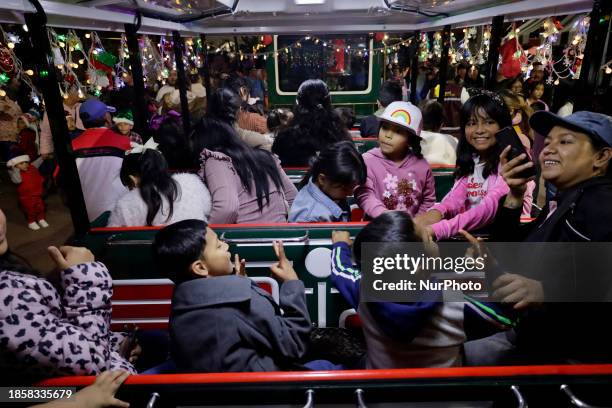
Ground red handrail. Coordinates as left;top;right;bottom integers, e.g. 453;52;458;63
90;221;369;233
38;364;612;387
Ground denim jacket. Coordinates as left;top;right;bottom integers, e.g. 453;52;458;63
288;178;350;222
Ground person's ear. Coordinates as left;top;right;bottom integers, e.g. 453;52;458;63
594;147;612;174
128;175;140;188
190;259;209;278
316;173;328;187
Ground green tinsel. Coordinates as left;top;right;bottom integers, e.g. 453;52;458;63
94;51;118;68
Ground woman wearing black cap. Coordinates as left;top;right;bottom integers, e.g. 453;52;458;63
465;110;612;365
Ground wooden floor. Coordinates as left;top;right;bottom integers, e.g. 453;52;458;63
0;170;74;273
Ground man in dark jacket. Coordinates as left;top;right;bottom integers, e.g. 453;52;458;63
153;219;311;372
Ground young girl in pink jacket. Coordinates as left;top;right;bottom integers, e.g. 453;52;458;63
415;92;532;240
355;101;436;218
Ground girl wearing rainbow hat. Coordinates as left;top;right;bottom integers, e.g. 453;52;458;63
355;101;436;218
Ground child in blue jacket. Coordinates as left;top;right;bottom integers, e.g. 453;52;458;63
331;211;513;368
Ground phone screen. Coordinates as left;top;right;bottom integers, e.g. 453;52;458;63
495;127;536;179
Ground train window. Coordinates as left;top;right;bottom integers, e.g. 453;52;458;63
274;34;373;95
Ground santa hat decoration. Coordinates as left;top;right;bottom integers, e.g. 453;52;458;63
113;110;134;126
7;152;30;168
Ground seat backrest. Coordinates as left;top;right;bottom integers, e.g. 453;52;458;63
111;277;279;331
82;222;367;328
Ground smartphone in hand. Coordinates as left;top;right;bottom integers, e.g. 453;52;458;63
495;126;536;179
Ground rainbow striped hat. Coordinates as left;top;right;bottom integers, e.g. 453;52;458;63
377;101;423;137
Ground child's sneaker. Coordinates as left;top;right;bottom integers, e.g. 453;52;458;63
37;219;49;228
28;222;40;231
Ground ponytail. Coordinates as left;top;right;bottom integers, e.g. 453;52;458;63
120;149;179;226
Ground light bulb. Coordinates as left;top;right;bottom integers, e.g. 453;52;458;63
79;59;84;64
7;42;14;49
606;67;612;75
554;79;560;85
58;42;65;47
25;69;34;76
85;33;91;39
22;24;28;32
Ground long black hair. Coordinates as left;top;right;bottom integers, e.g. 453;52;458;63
194;117;285;211
120;149;179;226
455;92;512;179
288;79;351;143
154;114;197;169
353;211;419;270
299;141;367;189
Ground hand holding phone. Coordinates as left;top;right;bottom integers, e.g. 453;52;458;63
495;127;536;180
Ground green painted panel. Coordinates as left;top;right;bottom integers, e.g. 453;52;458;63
82;224;365;328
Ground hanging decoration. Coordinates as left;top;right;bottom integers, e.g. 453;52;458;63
524;15;590;85
418;32;430;62
141;35;164;86
0;25;41;104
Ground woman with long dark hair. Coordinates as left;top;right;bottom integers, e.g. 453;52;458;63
108;148;211;227
194;117;297;223
0;208;136;382
272;79;351;166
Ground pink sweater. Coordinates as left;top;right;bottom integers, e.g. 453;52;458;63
431;170;509;240
355;148;436;218
199;149;297;224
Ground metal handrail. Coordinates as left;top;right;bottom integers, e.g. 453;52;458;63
355;388;368;408
511;385;527;408
561;384;607;408
106;234;154;246
302;389;314;408
219;231;309;244
146;392;160;408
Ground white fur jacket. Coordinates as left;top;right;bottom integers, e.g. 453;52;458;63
108;173;212;227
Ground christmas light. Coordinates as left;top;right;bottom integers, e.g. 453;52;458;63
7;42;14;49
85;33;91;39
25;69;34;76
79;59;85;64
606;67;612;75
0;90;6;97
22;24;28;32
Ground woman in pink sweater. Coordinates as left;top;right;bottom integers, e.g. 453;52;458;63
355;101;436;218
415;92;531;240
195;118;297;224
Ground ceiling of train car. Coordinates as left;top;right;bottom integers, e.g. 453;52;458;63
1;0;594;34
53;0;517;25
